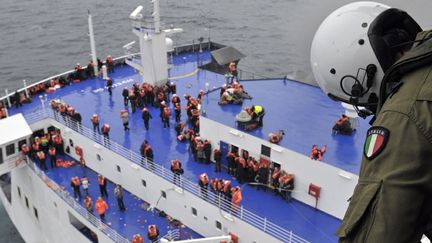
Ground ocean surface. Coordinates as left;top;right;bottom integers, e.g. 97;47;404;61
1;0;431;241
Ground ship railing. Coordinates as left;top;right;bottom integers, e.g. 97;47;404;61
157;229;181;242
24;156;130;243
0;40;224;108
23;109;310;243
0;154;26;176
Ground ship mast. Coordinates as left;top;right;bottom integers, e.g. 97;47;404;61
88;10;98;75
126;1;182;86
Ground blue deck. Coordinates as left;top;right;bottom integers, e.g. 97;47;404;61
6;50;367;242
43;154;200;241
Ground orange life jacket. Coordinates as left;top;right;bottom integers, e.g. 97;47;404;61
132;234;144;243
84;198;92;209
171;160;180;171
72;177;81;186
232;189;242;205
95;199;108;215
272;170;281;180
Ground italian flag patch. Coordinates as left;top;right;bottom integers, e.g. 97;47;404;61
364;126;390;160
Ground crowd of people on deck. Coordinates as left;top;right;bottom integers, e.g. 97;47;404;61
8;56;362;242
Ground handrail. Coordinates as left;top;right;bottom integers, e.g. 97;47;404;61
0;40;220;105
23;109;310;243
24;157;130;243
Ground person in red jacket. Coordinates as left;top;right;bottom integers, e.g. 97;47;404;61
95;197;109;221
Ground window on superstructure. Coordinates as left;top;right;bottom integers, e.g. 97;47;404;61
191;207;197;216
230;145;239;154
215;220;222;230
25;196;29;208
261;145;271;157
68;212;99;242
161;190;166;199
96;154;101;161
17;186;21;198
141;179;147;187
116;165;121;172
33;207;39;220
6;143;15;156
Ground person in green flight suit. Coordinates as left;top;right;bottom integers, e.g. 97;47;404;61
311;2;432;242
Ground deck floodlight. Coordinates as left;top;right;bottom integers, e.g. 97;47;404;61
130;6;143;20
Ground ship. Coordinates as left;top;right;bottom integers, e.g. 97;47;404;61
0;1;372;243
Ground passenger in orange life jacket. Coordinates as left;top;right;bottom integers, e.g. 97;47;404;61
122;88;129;106
203;140;212;164
171;93;180;105
48;146;57;169
106;55;114;73
226;152;237;176
332;114;353;135
98;175;108;197
84;196;93;215
106;78;113;96
141;107;152;130
140;140;154;169
71;176;82;199
37;151;47;171
120;109;130;131
213;149;222;172
228;62;238;83
222;179;232;201
235;156;247;184
278;172;295;202
246;157;258;183
271;166;281;191
101;123;110;146
52;132;64;155
170;159;183;186
174;102;181;122
0;107;7;119
131;234;144;243
162;106;171;128
95;197;108;220
310;145;327;161
231;186;243;213
198;173;209;200
147;224;159;242
87;60;95;78
91;114;100;133
81;177;90;196
21;144;30;156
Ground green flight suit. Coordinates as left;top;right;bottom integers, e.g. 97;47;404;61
337;32;432;242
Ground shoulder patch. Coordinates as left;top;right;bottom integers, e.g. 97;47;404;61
364;126;390;160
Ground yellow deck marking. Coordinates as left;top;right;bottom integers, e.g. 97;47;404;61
168;68;200;80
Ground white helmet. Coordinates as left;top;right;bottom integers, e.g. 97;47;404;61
311;2;421;112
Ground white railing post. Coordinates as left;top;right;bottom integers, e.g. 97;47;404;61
5;89;11;107
289;230;293;243
240;205;244;219
263;217;267;232
23;80;29;98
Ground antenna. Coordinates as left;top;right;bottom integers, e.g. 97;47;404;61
152;0;160;33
